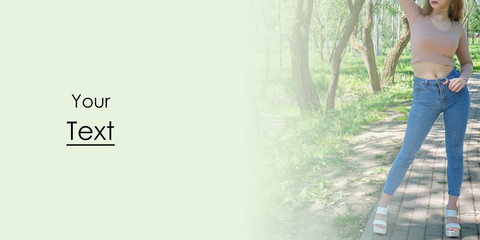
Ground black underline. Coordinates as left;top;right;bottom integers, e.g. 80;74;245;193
66;143;115;146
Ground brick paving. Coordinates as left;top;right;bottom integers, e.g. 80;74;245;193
361;73;480;240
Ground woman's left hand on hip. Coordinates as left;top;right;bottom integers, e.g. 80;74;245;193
443;77;467;92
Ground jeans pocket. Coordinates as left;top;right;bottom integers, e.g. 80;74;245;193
413;82;426;92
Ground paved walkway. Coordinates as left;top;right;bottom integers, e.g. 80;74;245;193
361;72;480;240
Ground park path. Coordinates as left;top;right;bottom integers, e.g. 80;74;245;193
360;71;480;240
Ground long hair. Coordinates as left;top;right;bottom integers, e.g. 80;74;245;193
421;0;464;22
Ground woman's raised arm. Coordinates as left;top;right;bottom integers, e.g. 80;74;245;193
457;25;474;82
398;0;421;23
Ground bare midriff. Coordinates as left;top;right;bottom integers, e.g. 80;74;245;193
413;61;455;79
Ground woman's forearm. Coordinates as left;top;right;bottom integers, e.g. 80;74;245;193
459;63;473;82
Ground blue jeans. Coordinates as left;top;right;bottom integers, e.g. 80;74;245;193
382;66;470;197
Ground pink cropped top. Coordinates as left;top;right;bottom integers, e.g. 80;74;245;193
399;0;473;81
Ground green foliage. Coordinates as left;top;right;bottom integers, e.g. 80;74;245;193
468;43;480;74
466;1;480;35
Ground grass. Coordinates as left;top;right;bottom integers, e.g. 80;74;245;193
393;105;411;121
252;41;480;239
334;214;366;238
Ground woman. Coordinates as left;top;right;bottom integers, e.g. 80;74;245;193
373;0;473;237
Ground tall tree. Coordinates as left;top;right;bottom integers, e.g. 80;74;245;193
377;0;384;55
397;3;401;40
463;0;477;46
373;8;378;55
469;1;480;44
313;8;326;62
463;0;477;25
326;0;366;112
290;0;319;111
349;0;381;92
391;14;395;48
381;13;410;86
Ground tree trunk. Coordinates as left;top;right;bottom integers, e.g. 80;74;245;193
313;26;325;62
397;4;401;40
325;35;330;62
329;18;344;62
378;0;383;56
374;14;378;55
326;0;366;112
467;18;470;46
290;0;319;112
381;13;410;86
349;0;381;93
391;15;395;48
319;28;325;61
463;0;477;25
314;13;325;61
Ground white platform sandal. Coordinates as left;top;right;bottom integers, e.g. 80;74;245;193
373;206;388;235
445;205;461;238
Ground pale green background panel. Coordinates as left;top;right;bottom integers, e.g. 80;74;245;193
0;0;257;239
